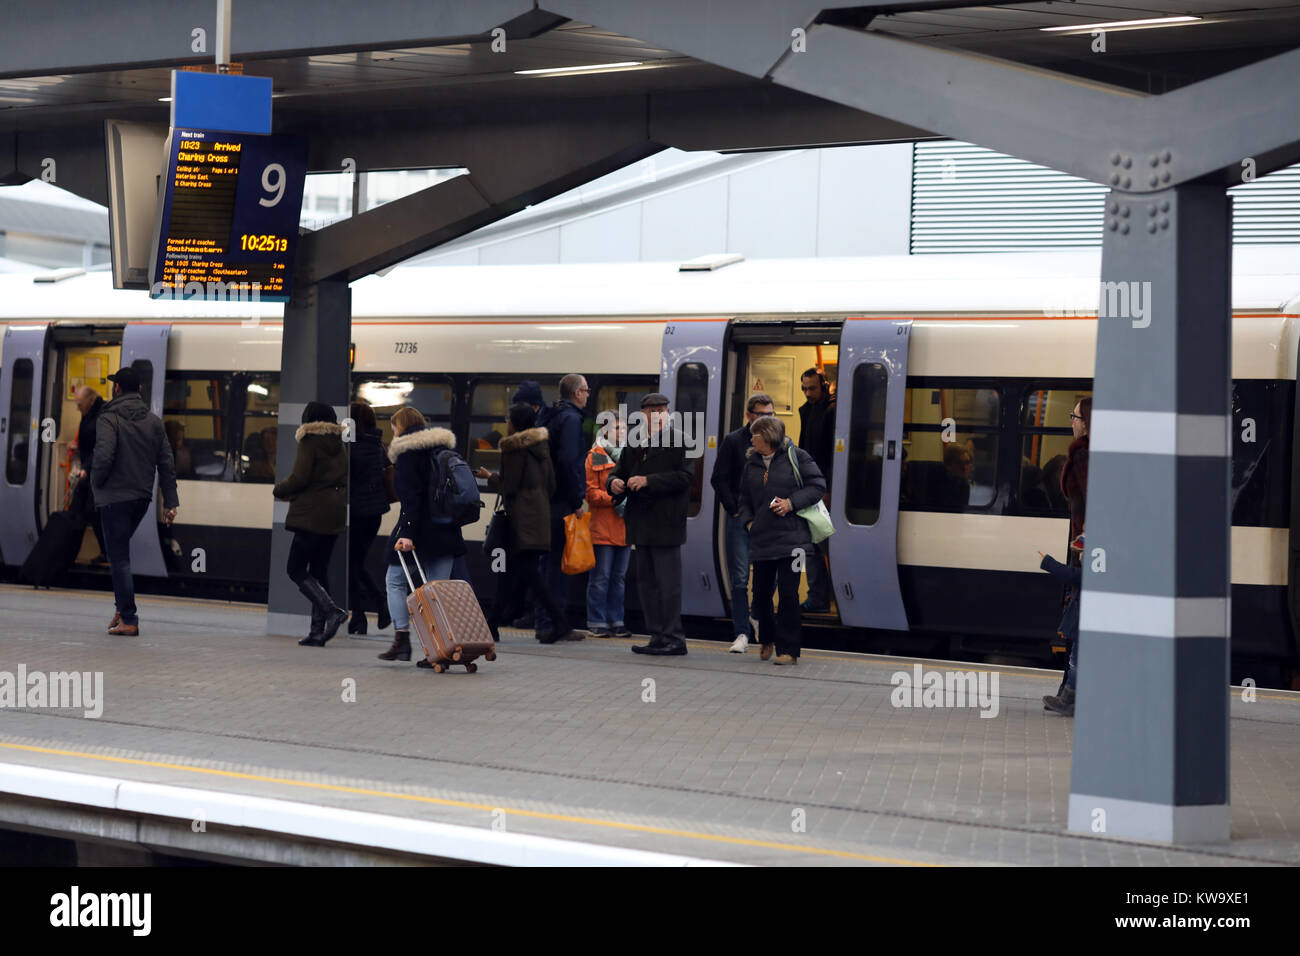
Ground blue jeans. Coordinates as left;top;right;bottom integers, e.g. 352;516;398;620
1065;635;1078;690
100;498;151;626
724;514;754;638
586;544;631;629
533;511;568;633
386;552;454;630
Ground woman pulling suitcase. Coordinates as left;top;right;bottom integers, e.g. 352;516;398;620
376;405;467;664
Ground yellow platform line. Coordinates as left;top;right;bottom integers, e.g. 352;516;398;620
0;741;941;867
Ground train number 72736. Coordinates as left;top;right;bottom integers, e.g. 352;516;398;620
394;341;418;354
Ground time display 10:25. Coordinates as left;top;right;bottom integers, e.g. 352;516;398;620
239;234;289;253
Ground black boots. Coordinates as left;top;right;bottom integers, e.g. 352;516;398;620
1044;686;1076;716
347;610;368;635
297;577;348;646
377;630;411;661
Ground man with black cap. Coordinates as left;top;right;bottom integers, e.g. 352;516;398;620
607;393;694;655
92;367;179;635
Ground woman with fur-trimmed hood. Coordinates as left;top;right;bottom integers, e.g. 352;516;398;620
475;402;576;643
273;401;349;647
376;405;467;663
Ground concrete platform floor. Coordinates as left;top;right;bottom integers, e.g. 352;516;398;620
0;585;1297;866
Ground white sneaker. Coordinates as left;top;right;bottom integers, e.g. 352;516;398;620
729;634;748;654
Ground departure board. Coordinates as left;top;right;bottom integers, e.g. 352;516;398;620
150;129;307;302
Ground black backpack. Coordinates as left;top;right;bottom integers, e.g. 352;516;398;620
428;448;483;526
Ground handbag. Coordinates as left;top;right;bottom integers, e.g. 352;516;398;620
561;510;596;575
483;495;511;557
383;464;398;504
787;444;835;544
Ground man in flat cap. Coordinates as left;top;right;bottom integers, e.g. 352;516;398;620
607;393;694;655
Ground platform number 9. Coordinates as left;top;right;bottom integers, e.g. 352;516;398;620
259;163;286;207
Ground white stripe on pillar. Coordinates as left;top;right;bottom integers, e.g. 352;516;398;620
1090;411;1229;457
1080;592;1230;638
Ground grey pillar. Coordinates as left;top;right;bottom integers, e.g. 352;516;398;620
1069;181;1232;843
267;277;352;637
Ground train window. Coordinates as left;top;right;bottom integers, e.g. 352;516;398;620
1232;380;1293;527
846;363;887;525
5;358;33;486
675;362;708;518
238;375;280;483
163;373;232;481
594;380;651;445
900;386;999;511
1018;387;1090;516
130;359;154;411
356;376;455;446
466;378;560;473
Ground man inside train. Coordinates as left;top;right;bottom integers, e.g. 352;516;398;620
797;369;836;613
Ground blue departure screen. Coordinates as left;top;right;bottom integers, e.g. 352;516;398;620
150;129;307;302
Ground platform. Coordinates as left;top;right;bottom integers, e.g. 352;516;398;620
0;584;1296;867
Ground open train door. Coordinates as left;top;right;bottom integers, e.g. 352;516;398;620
659;319;727;618
121;323;171;578
0;325;50;567
829;318;911;630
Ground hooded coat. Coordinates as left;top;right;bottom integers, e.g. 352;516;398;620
737;437;826;562
274;421;347;535
385;424;466;564
494;426;555;553
92;391;179;509
585;443;626;547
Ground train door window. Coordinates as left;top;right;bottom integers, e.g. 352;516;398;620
1018;386;1090;515
900;385;1000;512
238;375;280;482
130;359;154;411
466;378;560;474
357;376;455;447
846;363;887;525
675;362;708;517
5;358;33;485
163;373;232;480
1231;380;1292;527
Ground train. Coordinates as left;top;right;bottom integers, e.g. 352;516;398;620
3;248;1299;685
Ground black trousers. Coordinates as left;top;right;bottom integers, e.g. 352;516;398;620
634;545;684;644
752;556;803;658
348;513;384;613
491;548;568;636
71;480;105;555
287;530;338;595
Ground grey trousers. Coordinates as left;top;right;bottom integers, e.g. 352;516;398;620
633;545;684;644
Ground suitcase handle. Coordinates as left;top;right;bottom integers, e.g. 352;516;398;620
396;547;427;593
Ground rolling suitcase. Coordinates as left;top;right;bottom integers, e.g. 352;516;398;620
397;549;496;673
19;510;86;587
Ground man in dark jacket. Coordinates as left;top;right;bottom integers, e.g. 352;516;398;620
797;369;836;613
608;393;694;656
532;372;590;641
92;367;179;635
709;392;774;653
72;386;107;562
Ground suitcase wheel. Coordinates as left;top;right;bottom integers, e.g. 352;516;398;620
432;661;446;674
451;647;463;662
464;662;477;674
485;650;497;662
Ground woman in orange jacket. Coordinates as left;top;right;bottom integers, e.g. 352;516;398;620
585;419;631;638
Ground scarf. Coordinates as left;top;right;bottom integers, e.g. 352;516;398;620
597;435;623;462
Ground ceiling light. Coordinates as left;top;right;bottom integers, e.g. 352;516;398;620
157;96;172;102
514;61;644;76
1041;16;1200;34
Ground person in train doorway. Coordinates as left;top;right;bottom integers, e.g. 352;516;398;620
533;373;591;643
797;368;836;613
71;385;107;565
274;402;349;647
91;367;179;636
710;392;776;653
1038;532;1084;717
607;393;695;656
1062;397;1090;565
584;415;631;639
476;402;579;644
506;383;546;631
738;415;827;665
346;401;392;636
377;406;468;663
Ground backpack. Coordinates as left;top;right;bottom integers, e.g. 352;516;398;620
428;448;483;526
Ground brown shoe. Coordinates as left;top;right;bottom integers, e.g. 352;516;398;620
760;644;774;661
108;622;139;636
377;630;411;661
108;611;121;631
772;654;797;666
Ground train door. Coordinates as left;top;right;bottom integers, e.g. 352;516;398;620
0;326;50;566
120;323;171;577
830;318;911;630
659;319;727;618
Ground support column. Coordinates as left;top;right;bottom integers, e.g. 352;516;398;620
1068;181;1232;843
266;277;352;637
